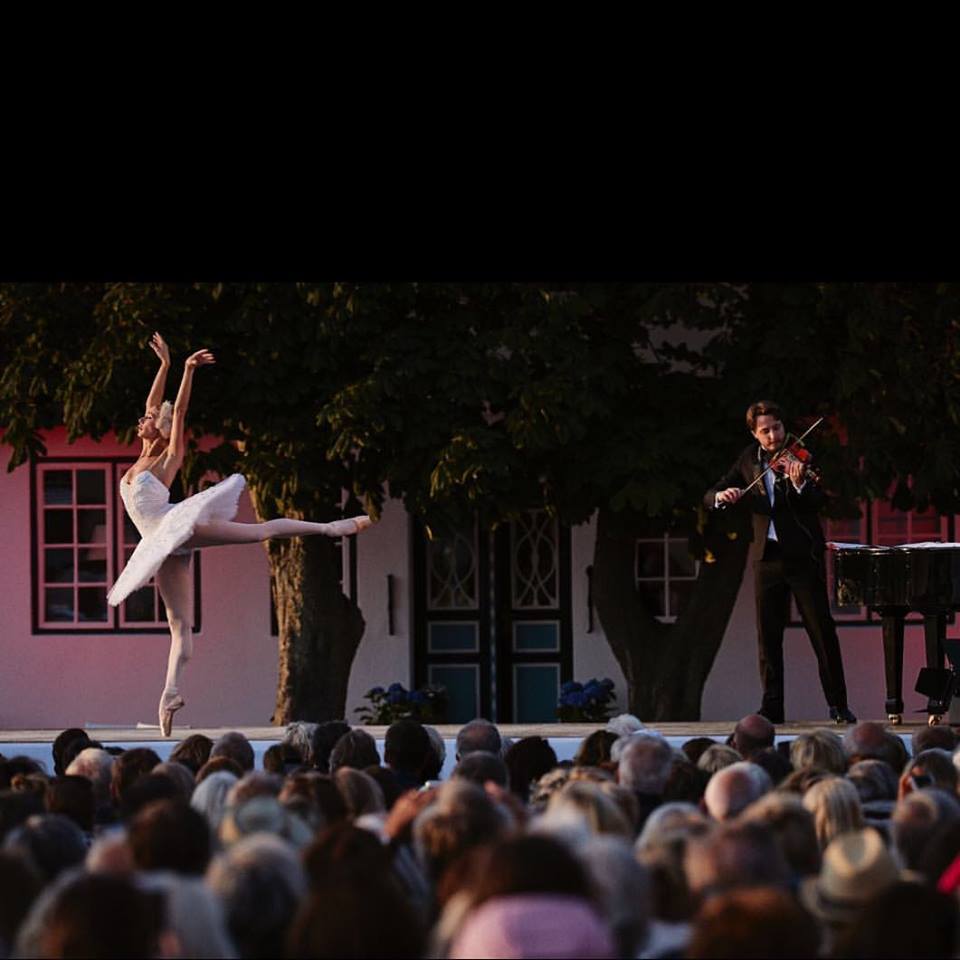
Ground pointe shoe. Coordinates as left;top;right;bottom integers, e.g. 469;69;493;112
159;690;185;737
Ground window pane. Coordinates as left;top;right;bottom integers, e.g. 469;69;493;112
76;470;106;505
637;581;666;618
78;587;108;622
43;471;73;505
911;511;941;539
77;509;107;544
77;547;107;583
45;587;74;621
668;539;697;578
669;581;696;618
636;541;665;578
124;586;157;622
44;548;75;583
44;510;74;544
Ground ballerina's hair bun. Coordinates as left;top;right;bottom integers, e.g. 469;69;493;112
156;401;174;439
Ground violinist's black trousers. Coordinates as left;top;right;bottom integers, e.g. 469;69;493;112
754;541;849;719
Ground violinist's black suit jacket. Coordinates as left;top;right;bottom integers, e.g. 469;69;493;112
705;443;848;719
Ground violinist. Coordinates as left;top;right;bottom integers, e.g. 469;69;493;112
705;400;856;725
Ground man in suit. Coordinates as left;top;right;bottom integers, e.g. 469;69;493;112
705;400;856;725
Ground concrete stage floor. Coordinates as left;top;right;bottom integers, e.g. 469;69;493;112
0;721;932;778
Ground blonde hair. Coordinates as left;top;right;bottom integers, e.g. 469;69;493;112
802;775;863;850
543;780;633;839
155;400;174;439
790;729;847;775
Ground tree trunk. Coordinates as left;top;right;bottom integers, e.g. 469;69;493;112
592;504;752;721
268;533;366;724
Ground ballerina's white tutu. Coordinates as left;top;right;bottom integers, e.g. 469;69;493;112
107;471;247;606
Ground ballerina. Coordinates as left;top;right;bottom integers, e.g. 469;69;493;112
107;332;372;736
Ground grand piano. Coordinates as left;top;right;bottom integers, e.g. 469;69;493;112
830;542;960;724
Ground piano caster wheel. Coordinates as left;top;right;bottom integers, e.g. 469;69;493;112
929;714;944;727
887;713;903;726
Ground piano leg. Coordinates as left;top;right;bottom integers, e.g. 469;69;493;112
924;612;948;725
879;608;905;724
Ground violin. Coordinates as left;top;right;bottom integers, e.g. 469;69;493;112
768;433;822;484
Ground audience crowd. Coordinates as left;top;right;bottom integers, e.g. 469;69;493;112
2;714;960;957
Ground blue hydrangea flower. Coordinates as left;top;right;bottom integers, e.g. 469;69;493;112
561;681;583;695
387;682;405;693
369;686;385;696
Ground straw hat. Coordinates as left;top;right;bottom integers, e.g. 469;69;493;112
800;828;899;925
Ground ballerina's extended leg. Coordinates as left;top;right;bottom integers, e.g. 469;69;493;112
155;554;193;737
183;515;372;549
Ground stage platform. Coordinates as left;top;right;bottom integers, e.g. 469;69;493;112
0;721;930;778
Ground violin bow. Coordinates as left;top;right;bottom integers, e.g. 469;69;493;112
738;416;825;497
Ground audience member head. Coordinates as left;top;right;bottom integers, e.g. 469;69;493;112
310;721;351;774
210;732;255;773
31;872;164;959
3;813;87;883
219;796;312;850
847;758;899;806
618;734;674;797
455;718;502;760
539;780;632;842
681;736;719;766
750;747;793;787
662;757;712;805
44;776;94;834
110;746;161;807
841;721;904;771
281;721;318;768
127;798;212;875
892;788;960;870
262;743;304;776
226;771;283;809
52;729;90;777
731;714;775;760
790;729;846;775
328;729;380;773
0;850;43;953
688;886;820;959
413;779;510;883
504;737;558;802
363;765;404;811
704;761;772;821
288;873;426;959
740;791;821;879
197;755;244;784
153;761;195;801
579;835;651;958
138;873;236;959
168;733;213;774
65;748;114;813
0;789;45;844
697;745;742;774
913;724;957;757
423;725;446;781
384;719;431;786
574;730;618;768
529;767;572;811
0;757;46;791
118;771;181;821
904;748;959;796
303;820;391;888
334;767;386;818
190;770;238;833
800;828;900;949
606;713;645;739
206;832;307;959
684;820;791;905
452;750;510;789
278;772;348;833
802;776;864;851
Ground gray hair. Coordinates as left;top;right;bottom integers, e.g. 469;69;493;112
424;724;447;772
66;747;114;809
618;733;675;796
139;872;237;959
636;802;710;851
578;835;652;958
153;761;195;801
697;745;742;774
206;834;307;959
191;771;238;833
282;721;319;767
606;714;645;739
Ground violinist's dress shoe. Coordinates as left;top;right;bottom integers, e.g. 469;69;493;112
829;706;857;725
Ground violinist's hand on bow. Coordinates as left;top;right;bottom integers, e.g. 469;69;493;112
717;487;743;506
